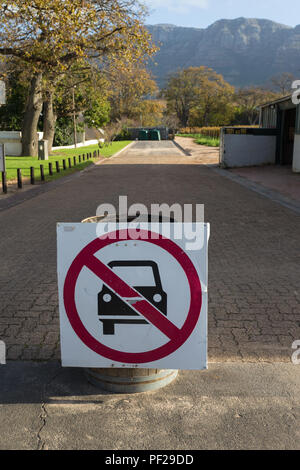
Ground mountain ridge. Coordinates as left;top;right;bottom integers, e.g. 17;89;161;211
146;18;300;88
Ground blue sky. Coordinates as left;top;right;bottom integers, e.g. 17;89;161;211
145;0;300;28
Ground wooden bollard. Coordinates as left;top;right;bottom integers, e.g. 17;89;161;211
63;160;67;170
78;155;81;163
73;156;76;166
30;167;35;185
68;157;72;168
1;171;7;194
56;161;60;173
49;162;53;176
17;169;22;189
83;155;85;161
40;164;45;182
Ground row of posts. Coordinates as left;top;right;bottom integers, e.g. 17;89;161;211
1;150;99;194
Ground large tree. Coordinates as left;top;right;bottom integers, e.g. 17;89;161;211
49;66;111;149
108;62;158;121
0;0;155;155
41;63;111;152
164;66;234;128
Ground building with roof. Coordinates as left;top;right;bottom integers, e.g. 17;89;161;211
259;95;300;171
220;94;300;173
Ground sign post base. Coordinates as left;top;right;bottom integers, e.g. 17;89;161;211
84;368;178;394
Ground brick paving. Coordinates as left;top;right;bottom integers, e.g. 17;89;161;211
175;136;220;164
230;165;300;203
0;141;299;362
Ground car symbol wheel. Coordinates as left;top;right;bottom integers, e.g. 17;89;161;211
153;294;162;303
103;294;112;303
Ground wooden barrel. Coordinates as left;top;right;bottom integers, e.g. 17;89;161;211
82;215;178;393
85;368;178;394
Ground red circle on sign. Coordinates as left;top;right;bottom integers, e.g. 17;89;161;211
63;229;202;364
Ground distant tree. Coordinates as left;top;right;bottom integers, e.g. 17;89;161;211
139;99;166;127
108;62;158;121
269;73;296;96
234;87;279;125
164;66;235;127
163;68;199;127
163;112;180;132
189;77;235;127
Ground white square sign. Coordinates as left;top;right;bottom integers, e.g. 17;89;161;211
57;223;209;370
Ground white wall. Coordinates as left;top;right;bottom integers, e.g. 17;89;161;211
0;131;99;156
0;131;22;156
220;134;277;168
293;134;300;173
0;131;45;156
52;139;102;151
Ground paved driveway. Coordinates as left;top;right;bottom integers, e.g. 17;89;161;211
0;140;299;450
0;361;299;450
0;140;299;362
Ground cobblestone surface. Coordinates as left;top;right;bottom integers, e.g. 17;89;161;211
0;141;299;362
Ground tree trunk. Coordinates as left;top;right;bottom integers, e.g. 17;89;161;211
43;90;57;154
22;72;43;156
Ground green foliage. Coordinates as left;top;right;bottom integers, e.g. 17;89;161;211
178;133;220;147
83;96;110;129
0;72;28;130
114;126;132;141
96;140;131;157
4;141;131;181
53;117;84;147
194;135;220;147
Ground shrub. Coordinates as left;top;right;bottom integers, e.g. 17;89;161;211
179;127;221;138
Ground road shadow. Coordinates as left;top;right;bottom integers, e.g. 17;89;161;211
0;361;112;404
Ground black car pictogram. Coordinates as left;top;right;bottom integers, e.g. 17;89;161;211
98;261;167;335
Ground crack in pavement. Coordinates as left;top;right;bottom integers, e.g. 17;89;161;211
36;368;64;450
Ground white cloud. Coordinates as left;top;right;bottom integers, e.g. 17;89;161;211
148;0;209;15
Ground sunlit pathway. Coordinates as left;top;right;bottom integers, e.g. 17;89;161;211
0;141;299;362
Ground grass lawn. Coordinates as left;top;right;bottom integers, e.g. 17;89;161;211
177;133;220;147
4;141;131;182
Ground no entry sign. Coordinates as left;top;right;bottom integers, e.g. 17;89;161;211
57;223;209;369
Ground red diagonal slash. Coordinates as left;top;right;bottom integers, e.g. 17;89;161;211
63;229;202;364
85;254;181;340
